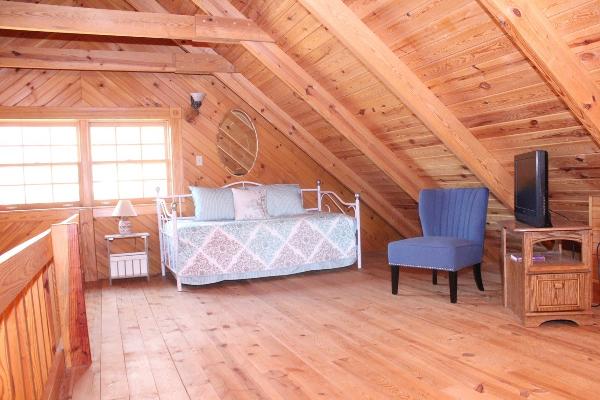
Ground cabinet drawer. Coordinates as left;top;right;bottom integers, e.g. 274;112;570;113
528;273;586;312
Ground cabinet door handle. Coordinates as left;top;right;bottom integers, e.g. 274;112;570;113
554;282;564;289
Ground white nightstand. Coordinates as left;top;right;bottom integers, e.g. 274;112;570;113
105;232;150;284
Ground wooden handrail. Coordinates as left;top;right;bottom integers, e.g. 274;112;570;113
0;228;53;315
0;214;90;399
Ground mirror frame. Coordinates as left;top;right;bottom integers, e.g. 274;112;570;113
217;109;259;177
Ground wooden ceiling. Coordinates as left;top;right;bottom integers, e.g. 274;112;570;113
1;0;599;243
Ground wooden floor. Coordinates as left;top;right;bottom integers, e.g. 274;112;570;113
69;253;600;400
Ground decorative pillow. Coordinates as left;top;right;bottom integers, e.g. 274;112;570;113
264;184;305;217
189;186;235;221
232;187;269;220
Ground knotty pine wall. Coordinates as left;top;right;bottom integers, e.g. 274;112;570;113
0;67;401;281
216;0;600;269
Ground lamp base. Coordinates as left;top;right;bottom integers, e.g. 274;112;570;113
118;219;132;235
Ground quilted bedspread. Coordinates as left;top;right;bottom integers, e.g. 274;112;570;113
164;212;357;285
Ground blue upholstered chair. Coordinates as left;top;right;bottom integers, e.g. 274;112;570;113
388;188;489;303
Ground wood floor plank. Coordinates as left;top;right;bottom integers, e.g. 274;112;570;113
99;284;129;400
73;254;600;400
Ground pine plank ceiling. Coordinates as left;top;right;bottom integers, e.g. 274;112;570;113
1;0;600;241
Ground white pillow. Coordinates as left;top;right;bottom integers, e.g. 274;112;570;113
231;187;269;220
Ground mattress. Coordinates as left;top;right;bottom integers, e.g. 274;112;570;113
163;212;357;285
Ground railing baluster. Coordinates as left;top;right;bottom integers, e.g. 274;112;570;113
0;320;14;400
5;311;25;400
15;301;36;400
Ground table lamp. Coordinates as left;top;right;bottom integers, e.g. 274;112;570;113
112;199;137;235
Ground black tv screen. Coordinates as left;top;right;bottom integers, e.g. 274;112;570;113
514;150;551;227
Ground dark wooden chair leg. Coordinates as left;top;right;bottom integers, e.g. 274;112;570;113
391;265;399;295
473;263;484;291
449;271;458;303
432;270;438;285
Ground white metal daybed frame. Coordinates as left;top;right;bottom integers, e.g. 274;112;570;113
155;180;361;291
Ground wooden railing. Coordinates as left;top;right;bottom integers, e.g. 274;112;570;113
0;215;91;400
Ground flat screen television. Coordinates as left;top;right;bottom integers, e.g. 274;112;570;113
514;150;551;227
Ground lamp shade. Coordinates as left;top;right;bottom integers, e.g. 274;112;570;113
112;200;137;217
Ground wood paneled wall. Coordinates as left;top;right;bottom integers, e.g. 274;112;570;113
2;0;599;279
0;66;401;281
209;0;600;268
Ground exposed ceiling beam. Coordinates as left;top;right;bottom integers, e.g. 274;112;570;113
191;0;437;201
298;0;514;210
478;0;600;149
0;0;272;44
215;73;421;237
0;47;234;74
125;0;421;237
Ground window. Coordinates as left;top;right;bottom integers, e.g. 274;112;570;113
90;123;168;202
0;116;174;210
0;125;79;205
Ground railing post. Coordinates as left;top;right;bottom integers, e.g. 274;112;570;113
51;222;91;368
317;179;322;211
355;193;362;269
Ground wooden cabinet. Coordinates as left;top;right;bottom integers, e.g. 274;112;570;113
501;221;593;327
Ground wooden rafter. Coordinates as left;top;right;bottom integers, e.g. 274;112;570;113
0;0;272;44
478;0;600;149
191;0;437;201
0;47;234;74
124;0;421;237
298;0;514;210
216;73;421;237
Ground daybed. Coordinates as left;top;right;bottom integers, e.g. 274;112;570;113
156;181;361;291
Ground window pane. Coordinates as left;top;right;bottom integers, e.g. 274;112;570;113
0;186;25;205
142;144;165;160
142;163;166;180
92;163;117;182
52;165;79;183
91;145;117;162
53;183;79;202
0;146;23;164
52;145;78;163
90;126;115;144
144;180;167;198
118;163;143;180
23;146;52;163
0;127;22;145
91;122;169;202
141;126;165;144
24;165;52;184
93;181;118;201
51;126;77;145
116;126;140;144
117;145;141;161
25;184;53;204
22;127;50;145
0;124;80;207
0;166;24;185
118;181;143;199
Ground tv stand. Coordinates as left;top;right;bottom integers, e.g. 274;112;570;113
499;220;593;327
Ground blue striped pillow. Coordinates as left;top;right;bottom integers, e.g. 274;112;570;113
264;184;305;217
189;186;235;221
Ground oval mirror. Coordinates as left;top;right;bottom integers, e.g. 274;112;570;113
217;109;258;176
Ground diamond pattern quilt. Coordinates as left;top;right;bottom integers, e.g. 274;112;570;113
164;212;357;285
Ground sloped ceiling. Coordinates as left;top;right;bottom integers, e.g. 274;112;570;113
1;0;600;261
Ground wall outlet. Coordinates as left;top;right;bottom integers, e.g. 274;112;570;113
195;155;203;166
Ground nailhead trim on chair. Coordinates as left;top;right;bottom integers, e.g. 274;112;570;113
388;263;459;271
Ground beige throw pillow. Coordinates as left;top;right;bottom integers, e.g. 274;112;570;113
231;187;269;220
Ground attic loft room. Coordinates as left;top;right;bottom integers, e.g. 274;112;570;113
2;0;600;398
